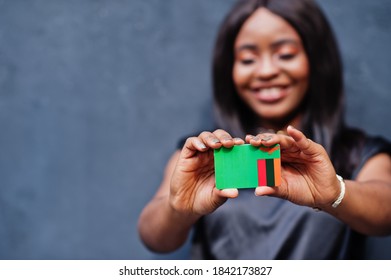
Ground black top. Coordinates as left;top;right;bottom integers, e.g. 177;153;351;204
178;133;391;259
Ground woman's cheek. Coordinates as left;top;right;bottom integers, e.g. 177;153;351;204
233;64;254;87
286;56;309;80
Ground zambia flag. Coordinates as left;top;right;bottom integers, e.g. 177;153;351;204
214;144;281;189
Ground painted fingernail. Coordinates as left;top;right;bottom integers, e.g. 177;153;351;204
198;142;206;149
261;136;272;141
211;138;221;144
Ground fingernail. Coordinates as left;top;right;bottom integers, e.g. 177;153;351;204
211;139;221;144
261;136;272;141
198;142;206;149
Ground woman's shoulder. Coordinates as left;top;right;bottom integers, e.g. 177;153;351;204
360;132;391;167
339;126;391;153
346;126;391;156
329;126;391;179
362;134;391;155
345;127;391;178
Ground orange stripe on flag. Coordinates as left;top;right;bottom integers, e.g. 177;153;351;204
273;157;281;186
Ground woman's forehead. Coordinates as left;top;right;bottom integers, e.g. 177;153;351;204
235;8;301;48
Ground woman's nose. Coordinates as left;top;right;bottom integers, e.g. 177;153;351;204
255;56;279;79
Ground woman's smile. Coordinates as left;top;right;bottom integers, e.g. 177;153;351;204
250;85;289;103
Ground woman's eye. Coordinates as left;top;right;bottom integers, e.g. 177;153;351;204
240;59;255;65
278;53;296;60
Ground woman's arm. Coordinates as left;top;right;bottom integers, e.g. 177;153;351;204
138;151;198;252
326;153;391;235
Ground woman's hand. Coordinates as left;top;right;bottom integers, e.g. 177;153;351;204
170;129;244;216
248;126;341;210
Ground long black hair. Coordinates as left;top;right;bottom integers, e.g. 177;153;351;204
212;0;365;178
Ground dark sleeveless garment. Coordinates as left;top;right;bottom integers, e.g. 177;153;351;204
178;133;391;259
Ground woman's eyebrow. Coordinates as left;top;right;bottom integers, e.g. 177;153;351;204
270;39;300;48
235;44;258;53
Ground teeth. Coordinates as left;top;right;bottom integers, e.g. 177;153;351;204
259;87;281;98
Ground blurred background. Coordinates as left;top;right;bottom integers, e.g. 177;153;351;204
0;0;390;259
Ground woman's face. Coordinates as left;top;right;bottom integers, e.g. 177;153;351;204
233;8;309;126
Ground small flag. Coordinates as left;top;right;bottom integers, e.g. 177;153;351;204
214;144;281;189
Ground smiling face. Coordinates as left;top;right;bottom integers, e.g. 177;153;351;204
233;8;309;129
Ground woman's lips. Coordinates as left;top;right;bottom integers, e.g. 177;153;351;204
251;86;288;103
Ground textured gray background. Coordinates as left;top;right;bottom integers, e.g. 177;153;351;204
0;0;390;260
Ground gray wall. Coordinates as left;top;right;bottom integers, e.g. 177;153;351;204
0;0;390;260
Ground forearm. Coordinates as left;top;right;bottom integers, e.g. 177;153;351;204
138;195;201;253
324;180;391;236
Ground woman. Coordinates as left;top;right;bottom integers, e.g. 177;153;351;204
138;0;391;259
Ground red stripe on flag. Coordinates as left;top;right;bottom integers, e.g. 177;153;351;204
257;159;267;186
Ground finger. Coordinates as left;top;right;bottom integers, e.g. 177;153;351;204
233;137;245;145
249;133;296;152
254;186;277;197
181;136;208;159
212;129;235;148
198;131;222;149
245;134;254;143
216;188;239;199
254;185;288;200
247;133;275;146
287;126;318;156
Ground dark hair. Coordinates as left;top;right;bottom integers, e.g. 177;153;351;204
212;0;365;177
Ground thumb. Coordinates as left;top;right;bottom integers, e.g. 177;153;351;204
217;188;239;199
